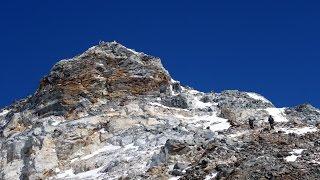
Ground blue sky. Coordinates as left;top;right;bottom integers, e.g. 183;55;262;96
0;1;319;108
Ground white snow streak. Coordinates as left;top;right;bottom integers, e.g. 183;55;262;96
81;144;121;160
188;89;202;95
310;160;320;165
51;120;61;126
192;98;212;109
169;79;180;96
0;110;10;117
229;131;248;138
56;169;74;179
265;108;288;122
191;115;231;132
247;92;271;103
149;102;189;112
292;149;305;154
285;149;305;162
123;143;139;151
55;167;104;179
285;155;299;162
169;177;181;180
169;85;178;96
280;127;317;135
149;97;230;132
127;47;141;55
205;172;218;180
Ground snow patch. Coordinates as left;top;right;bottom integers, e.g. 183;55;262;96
169;85;178;96
99;129;107;134
207;117;231;132
292;149;305;154
229;131;248;138
190;114;231;132
56;169;74;179
149;102;173;109
285;149;305;162
149;102;188;112
188;89;203;95
51;120;61;126
247;92;271;103
310;160;320;165
169;79;182;95
192;97;212;109
74;143;138;163
0;109;10;117
55;168;61;173
81;144;121;160
265;108;288;122
169;177;181;180
205;172;218;180
88;46;97;51
127;47;141;55
124;143;139;151
55;166;104;179
280;126;317;135
285;155;299;162
70;158;79;163
171;79;178;83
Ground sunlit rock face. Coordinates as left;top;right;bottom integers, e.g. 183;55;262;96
28;42;171;119
0;42;320;180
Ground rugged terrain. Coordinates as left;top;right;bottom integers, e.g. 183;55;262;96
0;42;319;180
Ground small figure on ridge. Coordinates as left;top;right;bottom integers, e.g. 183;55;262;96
268;115;275;130
249;117;256;129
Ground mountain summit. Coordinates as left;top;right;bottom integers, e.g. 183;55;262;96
0;42;320;180
26;41;171;119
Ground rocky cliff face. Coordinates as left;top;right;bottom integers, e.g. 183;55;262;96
0;42;320;180
28;42;171;120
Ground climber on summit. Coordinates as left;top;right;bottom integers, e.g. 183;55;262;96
268;115;275;130
248;117;255;129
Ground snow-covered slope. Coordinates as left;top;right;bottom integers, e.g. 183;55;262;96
0;42;319;180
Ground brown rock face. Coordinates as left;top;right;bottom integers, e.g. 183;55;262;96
28;42;171;118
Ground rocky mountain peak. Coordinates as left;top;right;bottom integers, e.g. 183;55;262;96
0;42;319;180
27;42;172;119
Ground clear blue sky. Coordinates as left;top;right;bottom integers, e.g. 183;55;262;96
0;1;319;108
